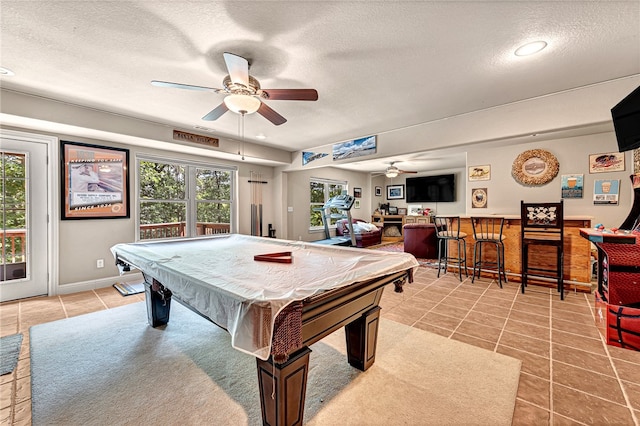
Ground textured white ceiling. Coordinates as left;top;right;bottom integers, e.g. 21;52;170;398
1;1;639;172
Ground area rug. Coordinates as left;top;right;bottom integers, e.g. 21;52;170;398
372;241;439;268
0;333;23;375
31;302;520;425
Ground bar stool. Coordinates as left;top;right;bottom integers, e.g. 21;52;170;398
520;200;565;299
471;216;507;288
434;216;468;281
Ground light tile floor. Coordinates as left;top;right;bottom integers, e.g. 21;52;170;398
1;267;639;425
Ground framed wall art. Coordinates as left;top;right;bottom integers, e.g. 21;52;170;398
375;186;382;196
561;174;584;199
302;151;328;166
386;184;405;200
511;149;559;186
589;152;625;173
471;188;488;208
468;165;490;181
593;179;620;205
332;135;377;160
353;187;362;198
61;141;130;219
407;204;422;215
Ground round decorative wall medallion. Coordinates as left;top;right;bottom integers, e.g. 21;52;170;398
511;149;559;186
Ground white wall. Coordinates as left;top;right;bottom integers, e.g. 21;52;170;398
466;131;633;226
284;167;374;242
373;167;467;216
282;131;636;243
4;126;275;288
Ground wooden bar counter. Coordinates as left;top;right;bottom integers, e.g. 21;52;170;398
449;216;593;292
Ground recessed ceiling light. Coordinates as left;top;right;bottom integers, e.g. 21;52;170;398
514;41;548;56
0;67;15;76
255;134;267;140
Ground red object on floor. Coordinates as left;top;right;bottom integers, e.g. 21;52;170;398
403;223;437;259
593;231;640;352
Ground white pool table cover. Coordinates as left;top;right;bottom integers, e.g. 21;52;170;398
111;234;419;359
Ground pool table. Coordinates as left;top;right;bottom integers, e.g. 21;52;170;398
111;234;418;426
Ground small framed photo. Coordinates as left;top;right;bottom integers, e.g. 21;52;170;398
354;199;361;209
407;204;422;215
468;165;490;181
471;188;488;208
353;187;362;198
387;184;405;200
375;186;382;197
388;206;398;215
589;152;625;173
61;141;130;220
398;207;407;215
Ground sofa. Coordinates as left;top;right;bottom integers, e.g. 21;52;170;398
335;218;382;248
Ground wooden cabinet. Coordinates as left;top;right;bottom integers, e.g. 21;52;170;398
371;215;405;242
370;215;433;242
404;216;432;225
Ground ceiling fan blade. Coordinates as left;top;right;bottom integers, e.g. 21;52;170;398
257;102;287;126
151;80;221;92
399;170;418;174
223;52;249;87
202;103;229;121
261;89;318;101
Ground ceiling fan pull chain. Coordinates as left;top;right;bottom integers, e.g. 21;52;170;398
239;112;246;160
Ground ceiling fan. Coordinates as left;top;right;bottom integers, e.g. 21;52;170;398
379;162;418;178
151;52;318;126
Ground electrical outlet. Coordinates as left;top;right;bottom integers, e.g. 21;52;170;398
96;259;104;268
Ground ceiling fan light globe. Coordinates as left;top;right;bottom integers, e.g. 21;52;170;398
223;94;261;115
385;170;399;178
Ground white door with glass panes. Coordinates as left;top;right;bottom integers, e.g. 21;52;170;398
0;136;49;301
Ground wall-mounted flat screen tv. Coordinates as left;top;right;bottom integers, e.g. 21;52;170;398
611;85;640;152
406;174;455;203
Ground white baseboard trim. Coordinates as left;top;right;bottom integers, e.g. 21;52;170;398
55;272;144;295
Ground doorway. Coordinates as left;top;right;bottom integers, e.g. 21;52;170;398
1;133;51;301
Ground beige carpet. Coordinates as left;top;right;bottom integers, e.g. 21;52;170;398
31;301;520;425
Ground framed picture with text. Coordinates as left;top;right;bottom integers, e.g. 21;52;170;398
589;152;625;173
60;141;130;220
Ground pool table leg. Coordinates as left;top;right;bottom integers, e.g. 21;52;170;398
143;276;172;327
256;347;312;426
345;305;381;371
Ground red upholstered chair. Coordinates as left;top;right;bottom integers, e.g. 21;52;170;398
403;223;438;259
335;219;382;248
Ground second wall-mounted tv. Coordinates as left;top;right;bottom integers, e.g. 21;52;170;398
611;85;640;152
406;174;455;203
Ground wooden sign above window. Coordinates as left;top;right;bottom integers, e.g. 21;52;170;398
173;130;219;148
